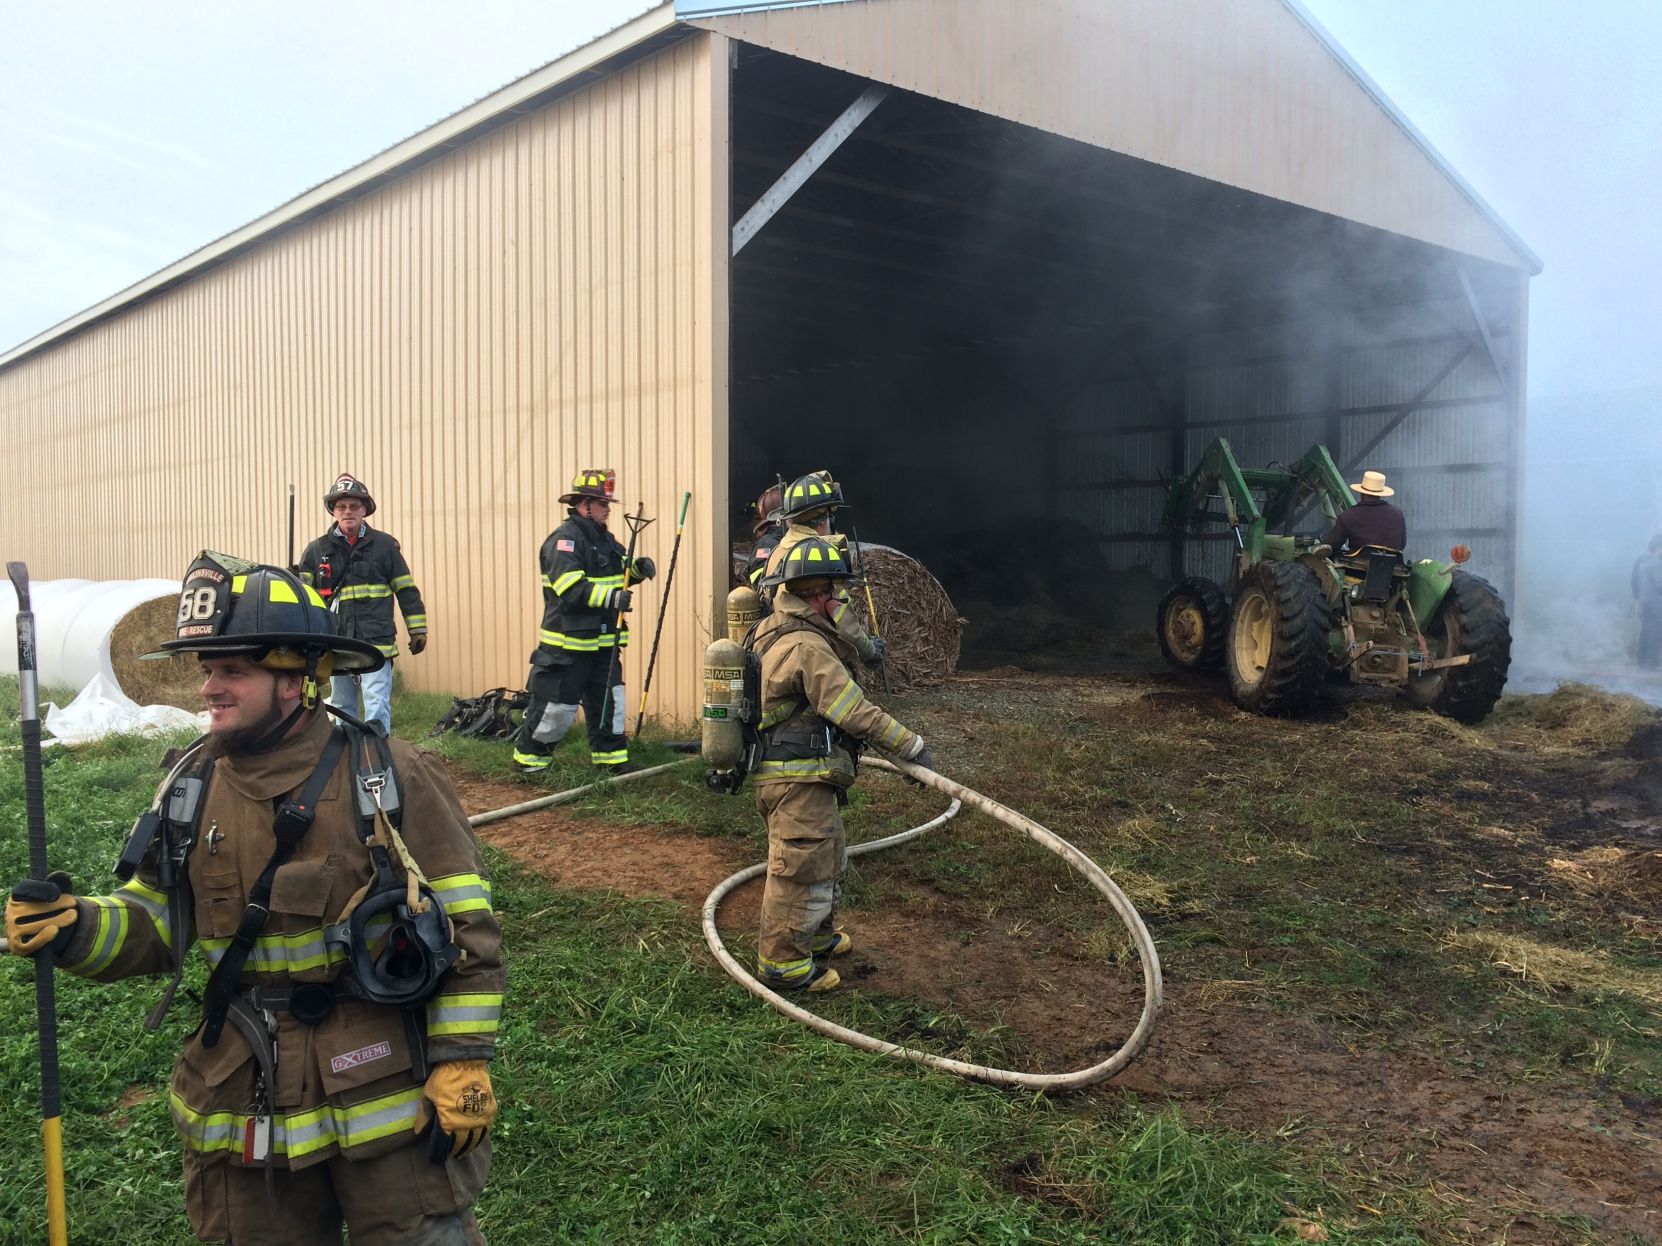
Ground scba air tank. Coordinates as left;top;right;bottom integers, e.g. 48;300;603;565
726;586;761;643
701;637;747;772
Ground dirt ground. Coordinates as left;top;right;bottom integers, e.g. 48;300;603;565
446;676;1662;1245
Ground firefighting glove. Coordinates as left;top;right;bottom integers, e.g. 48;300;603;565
415;1059;497;1163
632;556;657;581
863;636;888;664
6;872;78;957
408;632;428;655
900;742;936;788
605;588;634;613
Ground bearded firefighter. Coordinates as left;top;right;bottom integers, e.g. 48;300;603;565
512;469;655;775
751;537;935;991
4;552;503;1245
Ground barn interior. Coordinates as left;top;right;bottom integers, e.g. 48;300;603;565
726;47;1523;671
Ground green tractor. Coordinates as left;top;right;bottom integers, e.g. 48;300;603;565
1156;438;1512;722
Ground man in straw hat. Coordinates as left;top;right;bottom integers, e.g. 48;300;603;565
1323;469;1407;556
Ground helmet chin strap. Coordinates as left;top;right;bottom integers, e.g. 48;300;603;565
245;651;322;753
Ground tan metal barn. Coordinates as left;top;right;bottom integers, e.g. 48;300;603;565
0;0;1537;724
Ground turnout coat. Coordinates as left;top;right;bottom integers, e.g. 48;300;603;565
298;524;427;658
53;714;503;1183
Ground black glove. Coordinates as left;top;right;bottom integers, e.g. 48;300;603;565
910;746;936;774
607;588;634;613
865;636;888;663
408;632;428;655
632;556;657;581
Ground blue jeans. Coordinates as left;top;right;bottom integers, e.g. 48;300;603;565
329;661;394;734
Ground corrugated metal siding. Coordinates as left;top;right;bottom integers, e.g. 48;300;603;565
0;33;729;727
694;0;1530;269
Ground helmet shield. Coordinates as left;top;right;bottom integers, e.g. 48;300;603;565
559;468;618;507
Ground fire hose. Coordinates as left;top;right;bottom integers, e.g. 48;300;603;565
470;757;1162;1090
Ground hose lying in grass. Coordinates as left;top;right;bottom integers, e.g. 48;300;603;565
702;755;1163;1091
463;755;1162;1088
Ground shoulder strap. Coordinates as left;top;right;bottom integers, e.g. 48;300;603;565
198;727;349;1048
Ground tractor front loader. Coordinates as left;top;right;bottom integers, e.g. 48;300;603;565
1156;438;1511;722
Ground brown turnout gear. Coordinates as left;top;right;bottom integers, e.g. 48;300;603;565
750;591;922;985
51;714;503;1241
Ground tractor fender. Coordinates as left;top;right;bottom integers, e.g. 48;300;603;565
1408;559;1455;626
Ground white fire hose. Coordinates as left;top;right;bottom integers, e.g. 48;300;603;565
467;754;1162;1089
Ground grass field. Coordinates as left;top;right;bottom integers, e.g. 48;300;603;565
2;671;1658;1244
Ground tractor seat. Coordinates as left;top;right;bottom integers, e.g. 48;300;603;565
1337;545;1408;603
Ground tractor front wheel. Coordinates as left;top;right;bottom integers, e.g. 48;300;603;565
1405;570;1511;723
1156;576;1229;672
1226;561;1330;716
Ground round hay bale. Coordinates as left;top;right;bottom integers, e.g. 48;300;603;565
109;596;202;711
847;543;961;692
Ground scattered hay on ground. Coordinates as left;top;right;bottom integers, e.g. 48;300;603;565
1487;681;1660;754
107;595;202;710
1547;846;1662;902
1446;929;1662;1006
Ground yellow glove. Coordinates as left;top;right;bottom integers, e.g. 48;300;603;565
6;872;78;957
414;1059;496;1162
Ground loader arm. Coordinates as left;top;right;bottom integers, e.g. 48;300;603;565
1262;444;1355;532
1162;437;1269;558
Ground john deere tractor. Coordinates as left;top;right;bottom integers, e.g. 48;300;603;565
1156;438;1511;722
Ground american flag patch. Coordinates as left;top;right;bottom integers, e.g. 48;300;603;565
556;539;576;552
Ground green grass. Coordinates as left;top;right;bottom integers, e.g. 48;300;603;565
0;676;1442;1245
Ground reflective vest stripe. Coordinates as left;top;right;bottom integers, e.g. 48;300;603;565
752;758;834;781
429;873;492;916
822;680;864;727
537;629;630;651
335;584;394;601
63;897;129;976
169;1085;425;1159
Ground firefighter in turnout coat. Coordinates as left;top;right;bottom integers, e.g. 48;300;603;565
512;469;655;774
752;537;935;991
763;470;886;667
298;473;428;735
5;553;503;1245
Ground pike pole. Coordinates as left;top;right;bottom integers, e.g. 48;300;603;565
635;490;691;737
846;523;891;693
286;483;297;572
8;561;71;1246
600;502;654;740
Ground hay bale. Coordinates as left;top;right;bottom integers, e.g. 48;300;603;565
108;596;202;711
846;543;961;692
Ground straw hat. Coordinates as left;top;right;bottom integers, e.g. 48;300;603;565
1351;470;1395;498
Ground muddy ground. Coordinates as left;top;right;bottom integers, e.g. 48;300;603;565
445;670;1662;1244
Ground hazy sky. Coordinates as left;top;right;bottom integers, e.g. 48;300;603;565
3;0;1657;402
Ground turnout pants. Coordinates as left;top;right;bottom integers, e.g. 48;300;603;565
184;1137;490;1244
755;780;848;982
512;649;627;768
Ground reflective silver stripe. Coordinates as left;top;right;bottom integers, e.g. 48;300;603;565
430;873;492;916
64;898;128;976
170;1086;425;1158
427;992;504;1036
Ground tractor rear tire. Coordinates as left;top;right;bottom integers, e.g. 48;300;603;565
1156;576;1229;672
1226;561;1330;716
1405;570;1512;724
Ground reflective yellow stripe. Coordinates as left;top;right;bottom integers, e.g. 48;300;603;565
390;575;415;591
758;699;806;730
199;928;348;975
336;584;393;601
115;878;172;950
429;872;493;916
590;750;628;766
538;629;628;650
62;897;129;976
822;680;864;726
879;720;908;750
426;991;504;1037
374;641;398;657
550;570;584;595
170;1085;425;1159
753;758;834;781
586;583;611;608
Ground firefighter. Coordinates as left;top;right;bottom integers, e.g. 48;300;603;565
297;473;427;734
762;470;886;666
4;552;503;1245
512;469;655;775
1323;469;1408;556
744;481;786;591
751;536;934;991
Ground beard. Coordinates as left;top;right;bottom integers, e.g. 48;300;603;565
204;697;293;757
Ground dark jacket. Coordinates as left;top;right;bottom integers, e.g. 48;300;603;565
534;510;648;657
1323;498;1407;555
748;521;786;588
298;524;426;658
